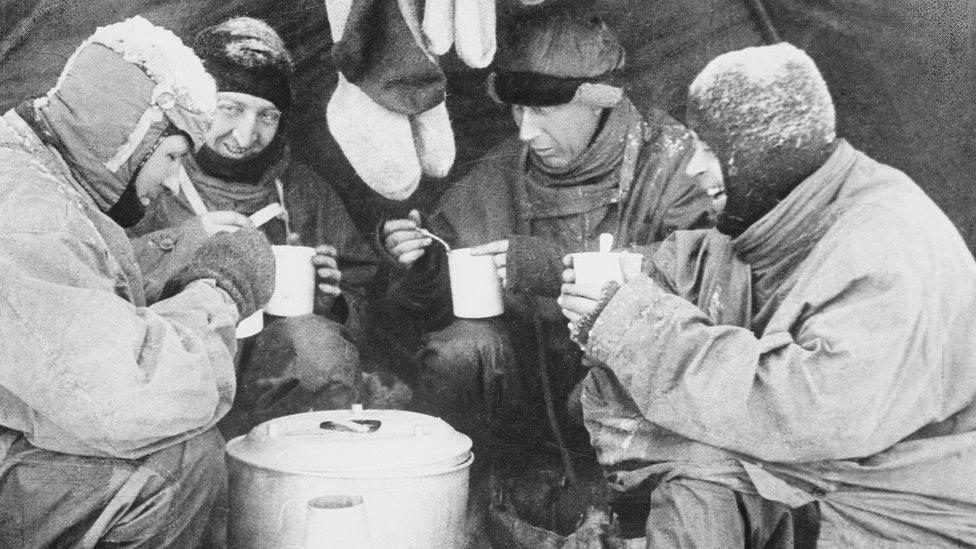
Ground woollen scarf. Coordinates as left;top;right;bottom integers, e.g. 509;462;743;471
732;140;854;313
187;140;289;215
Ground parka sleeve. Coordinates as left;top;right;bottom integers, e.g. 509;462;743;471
584;216;951;462
130;217;210;303
0;229;239;459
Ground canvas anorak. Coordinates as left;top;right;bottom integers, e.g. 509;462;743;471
582;141;976;546
0;110;238;460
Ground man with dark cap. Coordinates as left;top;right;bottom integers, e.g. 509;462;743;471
560;43;976;546
131;17;393;437
380;14;712;444
0;17;276;546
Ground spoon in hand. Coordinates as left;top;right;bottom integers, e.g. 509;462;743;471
416;227;451;251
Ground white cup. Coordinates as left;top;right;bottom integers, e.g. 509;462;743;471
265;245;316;317
235;309;264;339
448;248;504;318
302;495;371;549
571;251;644;287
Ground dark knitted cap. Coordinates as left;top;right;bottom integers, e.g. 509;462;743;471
488;14;625;107
194;17;294;111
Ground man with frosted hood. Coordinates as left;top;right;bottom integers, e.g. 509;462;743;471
560;43;976;546
0;16;275;546
379;14;712;444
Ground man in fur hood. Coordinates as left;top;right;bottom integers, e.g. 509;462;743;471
0;17;274;546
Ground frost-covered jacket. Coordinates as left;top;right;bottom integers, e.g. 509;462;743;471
582;141;976;546
0;111;238;460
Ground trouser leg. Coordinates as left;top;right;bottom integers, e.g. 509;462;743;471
0;428;225;548
643;478;820;549
415;318;529;442
221;314;362;439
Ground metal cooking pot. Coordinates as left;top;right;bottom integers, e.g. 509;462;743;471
226;406;473;548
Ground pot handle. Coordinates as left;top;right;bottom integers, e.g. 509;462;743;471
319;419;382;433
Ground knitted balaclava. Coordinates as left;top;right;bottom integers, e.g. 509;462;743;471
487;14;625;108
687;43;837;237
32;16;215;217
193;17;294;113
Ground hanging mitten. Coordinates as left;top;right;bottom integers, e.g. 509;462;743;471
324;0;354;42
398;0;455;178
326;0;458;199
327;73;421;201
410;100;455;178
422;0;455;55
325;0;422;200
333;0;445;115
454;0;496;69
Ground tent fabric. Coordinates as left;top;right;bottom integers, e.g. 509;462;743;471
2;0;975;253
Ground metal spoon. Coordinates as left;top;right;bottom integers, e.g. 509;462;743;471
416;227;451;251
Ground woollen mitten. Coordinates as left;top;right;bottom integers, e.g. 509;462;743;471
327;73;422;201
410;101;455;178
160;228;275;318
454;0;496;68
506;235;567;296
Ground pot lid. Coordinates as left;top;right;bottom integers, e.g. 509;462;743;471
226;406;472;475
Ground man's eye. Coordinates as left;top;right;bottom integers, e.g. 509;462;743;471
260;111;281;124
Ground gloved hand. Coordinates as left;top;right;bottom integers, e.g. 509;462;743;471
160;228;275;318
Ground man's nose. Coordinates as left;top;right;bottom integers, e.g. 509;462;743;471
517;110;542;143
685;148;708;178
232;112;258;148
163;164;187;196
685;149;705;177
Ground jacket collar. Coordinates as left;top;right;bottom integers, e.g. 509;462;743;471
733;140;858;270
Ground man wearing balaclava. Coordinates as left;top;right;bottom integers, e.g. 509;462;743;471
560;43;976;546
131;17;390;436
378;14;712;445
0;17;276;546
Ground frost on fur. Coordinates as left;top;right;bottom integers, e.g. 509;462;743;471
45;16;216;170
211;16;294;70
60;16;216;114
687;42;836;163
